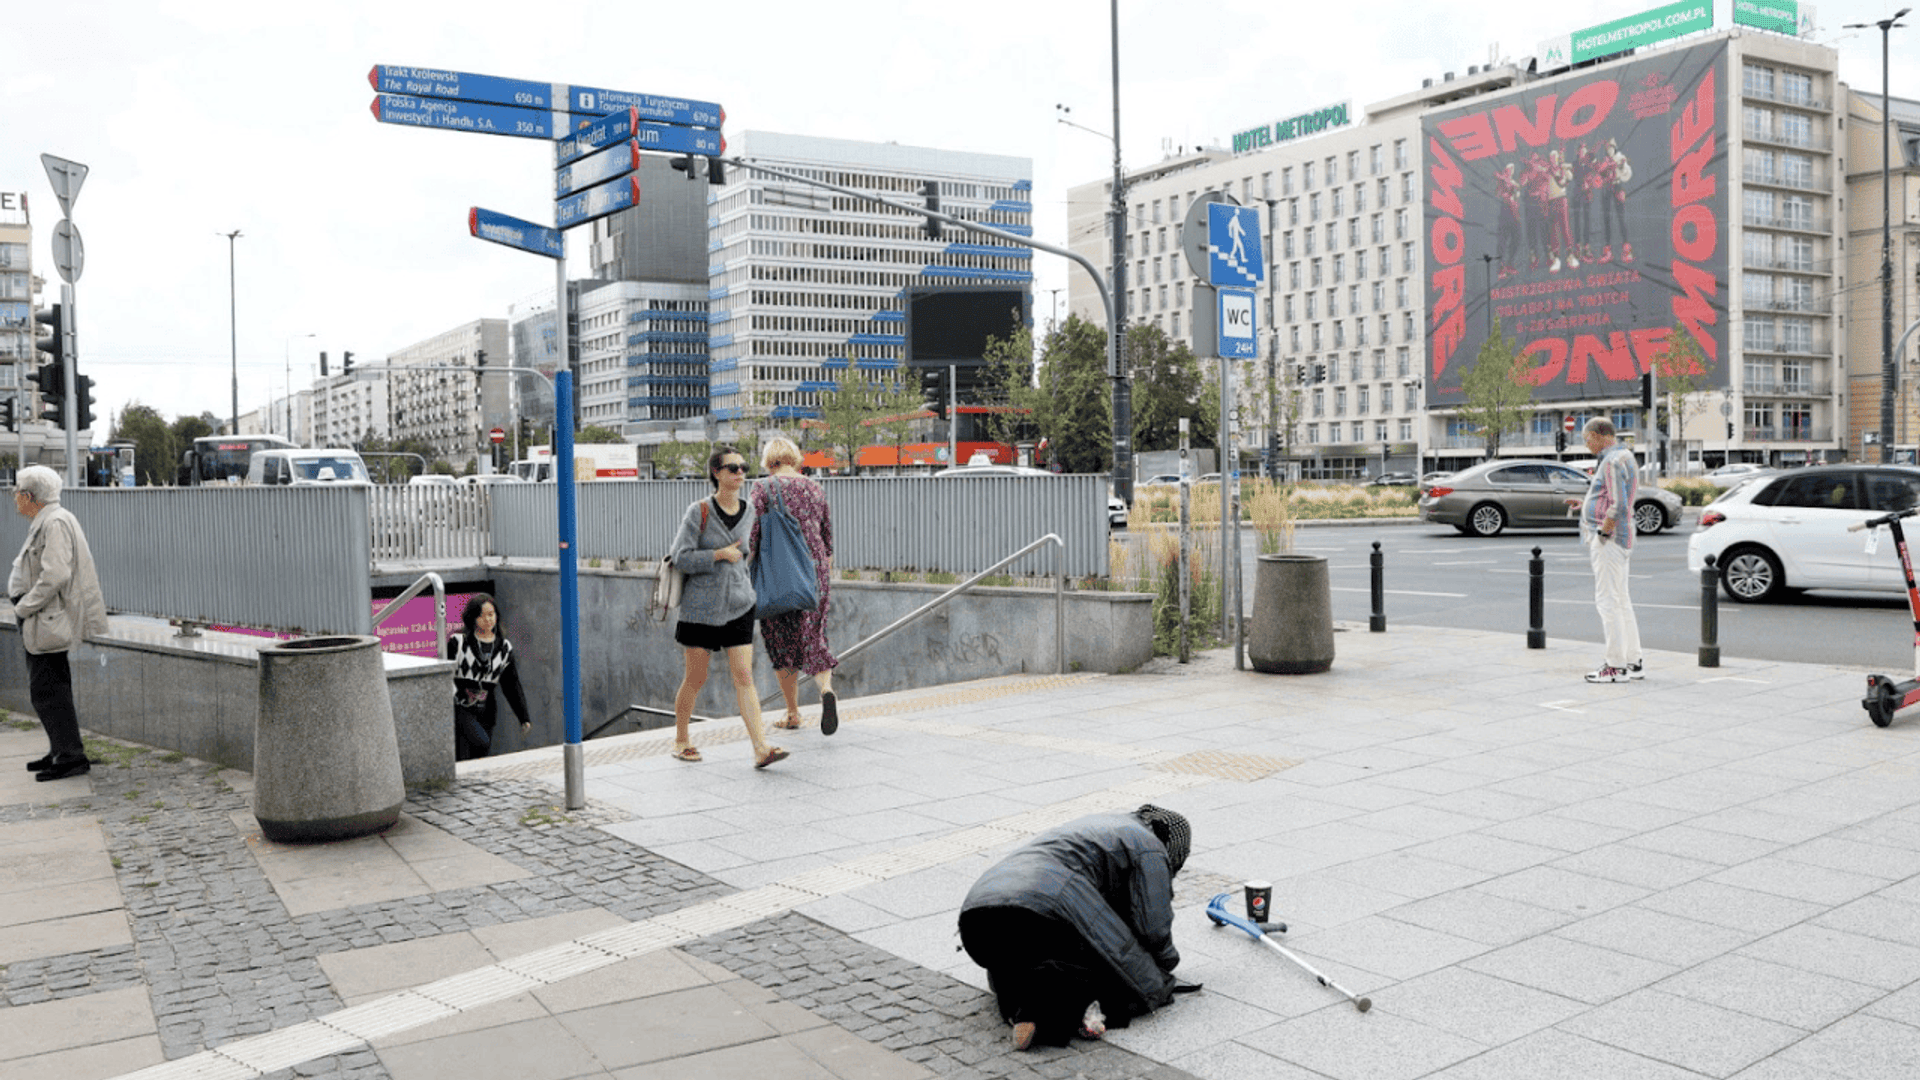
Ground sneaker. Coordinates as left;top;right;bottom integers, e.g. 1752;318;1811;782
1585;665;1631;684
1628;659;1645;680
1012;1022;1037;1051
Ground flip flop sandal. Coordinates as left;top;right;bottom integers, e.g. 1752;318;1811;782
820;692;839;736
754;747;789;769
672;745;703;762
773;715;804;730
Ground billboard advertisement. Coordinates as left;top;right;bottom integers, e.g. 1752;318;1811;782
1423;39;1729;406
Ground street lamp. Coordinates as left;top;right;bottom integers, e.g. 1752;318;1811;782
1844;8;1909;462
284;332;314;440
220;229;242;435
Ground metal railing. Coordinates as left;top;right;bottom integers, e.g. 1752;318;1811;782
372;571;447;655
370;486;489;562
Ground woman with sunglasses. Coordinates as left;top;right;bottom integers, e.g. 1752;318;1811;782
666;446;787;769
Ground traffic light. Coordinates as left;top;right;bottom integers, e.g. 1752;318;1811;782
320;350;329;376
1312;363;1327;384
1639;372;1653;410
1727;421;1735;439
670;154;726;184
919;366;949;418
1556;429;1567;455
705;156;726;185
74;374;96;430
0;399;14;432
670;153;699;179
343;351;355;373
1294;364;1309;385
921;180;942;240
32;304;67;426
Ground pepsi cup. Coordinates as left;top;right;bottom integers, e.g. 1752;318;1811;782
1243;880;1273;923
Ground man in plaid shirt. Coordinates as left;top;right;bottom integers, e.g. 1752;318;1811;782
1565;417;1643;683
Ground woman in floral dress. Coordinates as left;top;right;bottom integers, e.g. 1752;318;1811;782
753;437;842;734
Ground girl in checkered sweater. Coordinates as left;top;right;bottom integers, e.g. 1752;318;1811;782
445;593;532;760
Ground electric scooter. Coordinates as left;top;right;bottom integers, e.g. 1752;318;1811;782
1855;505;1920;728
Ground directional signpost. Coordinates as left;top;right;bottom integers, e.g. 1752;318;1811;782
370;62;723;811
40;154;88;485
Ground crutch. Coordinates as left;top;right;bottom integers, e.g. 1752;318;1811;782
1206;893;1372;1012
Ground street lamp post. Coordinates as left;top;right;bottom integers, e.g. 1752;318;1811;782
284;332;314;441
1405;377;1425;478
221;230;242;435
1845;8;1909;462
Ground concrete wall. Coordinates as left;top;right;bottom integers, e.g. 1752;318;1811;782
489;566;1154;748
0;620;455;788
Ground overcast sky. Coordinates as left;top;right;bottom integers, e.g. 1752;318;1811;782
8;0;1915;433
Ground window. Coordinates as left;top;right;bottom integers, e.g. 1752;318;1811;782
1289;199;1300;226
1783;153;1814;188
1357;386;1370;414
1282;166;1294;194
1347;151;1359;179
1303;162;1315;188
1402;243;1415;272
1397;347;1410;377
1333;255;1345;283
1744;274;1773;306
1744;231;1773;268
1745;318;1776;351
1782;358;1812;392
1172;311;1181;337
1326;156;1338;184
1399;419;1412;440
1782;318;1814;352
1744;148;1777;183
1326;223;1338;250
1379;315;1391;342
1305;229;1317;254
1335;387;1347;414
1312;324;1323;349
1371;213;1384;243
1283;231;1295;258
1370;144;1383;175
1779;112;1811;147
1372;350;1386;379
1393;139;1407;169
1394;208;1409;240
1348;283;1360;313
1289;262;1301;289
1403;312;1415;339
1307;423;1319;441
1745;188;1777;223
1152;200;1162;223
1153;256;1162;283
1354;185;1366;212
1242;178;1253;202
1745;105;1773;140
1744;62;1775;98
1400;174;1414;202
1782;194;1812;229
1372;281;1385;310
1311;258;1322;286
1782;71;1813;106
1353;422;1366;442
1309;193;1322;221
1158;285;1168;310
1381;384;1394;412
1158;227;1168;253
1334;322;1346;348
1331;189;1343;216
1395;278;1409;307
1312;390;1324;416
1305;292;1318;319
1262;171;1273;198
1357;250;1369;279
1744;357;1773;388
1284;296;1296;321
1291;326;1301;351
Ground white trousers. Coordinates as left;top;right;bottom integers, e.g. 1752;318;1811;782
1588;537;1641;668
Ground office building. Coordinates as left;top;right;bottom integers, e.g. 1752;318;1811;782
385;319;509;463
1842;90;1920;455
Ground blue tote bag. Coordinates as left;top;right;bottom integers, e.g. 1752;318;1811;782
752;478;820;619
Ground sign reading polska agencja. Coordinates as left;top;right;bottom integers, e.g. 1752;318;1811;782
1231;101;1352;155
370;65;723;128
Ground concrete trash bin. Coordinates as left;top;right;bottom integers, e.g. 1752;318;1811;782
1247;554;1336;675
254;634;405;843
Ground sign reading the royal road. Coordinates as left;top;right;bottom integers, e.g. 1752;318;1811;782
370;66;723;128
1206;203;1265;289
469;207;564;260
555;178;641;228
554;108;724;167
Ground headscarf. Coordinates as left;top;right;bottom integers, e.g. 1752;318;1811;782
1134;804;1190;876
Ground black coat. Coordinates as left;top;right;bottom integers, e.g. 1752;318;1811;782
958;812;1180;1018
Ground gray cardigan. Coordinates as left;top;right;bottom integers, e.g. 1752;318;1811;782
670;495;756;626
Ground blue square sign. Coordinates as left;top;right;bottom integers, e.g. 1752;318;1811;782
1217;288;1257;358
1207;204;1265;288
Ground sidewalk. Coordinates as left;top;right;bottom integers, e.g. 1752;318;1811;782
4;621;1919;1080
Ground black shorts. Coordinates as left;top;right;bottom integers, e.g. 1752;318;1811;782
675;609;756;651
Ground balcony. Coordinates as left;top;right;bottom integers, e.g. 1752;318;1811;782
1742;377;1832;396
1744;425;1833;442
1741;169;1822;191
1748;297;1831;314
1742;126;1831;152
1744;339;1829;357
1742;212;1828;234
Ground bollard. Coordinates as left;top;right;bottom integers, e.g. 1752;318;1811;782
1527;546;1546;649
1699;553;1721;668
1369;541;1386;632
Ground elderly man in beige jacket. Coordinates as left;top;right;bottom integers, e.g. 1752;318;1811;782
10;465;108;781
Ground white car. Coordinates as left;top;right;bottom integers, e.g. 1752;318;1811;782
1704;462;1775;488
934;464;1127;528
407;474;459;487
1687;465;1920;602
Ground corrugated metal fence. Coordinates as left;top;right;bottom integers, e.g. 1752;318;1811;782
0;477;1107;635
0;488;375;636
490;475;1111;578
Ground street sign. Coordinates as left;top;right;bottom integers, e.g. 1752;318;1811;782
50;220;84;284
40;154;88;219
490;427;506;444
370;65;723;128
555;139;642;199
1563;415;1577;432
555;177;641;228
1217;288;1257;358
554;108;724;167
371;94;569;140
469;207;565;260
1206;203;1265;288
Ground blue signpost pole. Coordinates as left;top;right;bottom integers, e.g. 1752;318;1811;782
554;258;584;808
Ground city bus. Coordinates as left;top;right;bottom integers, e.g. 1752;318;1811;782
85;442;137;487
179;434;298;486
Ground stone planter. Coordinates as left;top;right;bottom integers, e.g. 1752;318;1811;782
1247;554;1335;675
254;634;405;842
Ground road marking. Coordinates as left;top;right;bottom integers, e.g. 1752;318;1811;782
1430;560;1498;566
1332;587;1468;598
1545;598;1731;611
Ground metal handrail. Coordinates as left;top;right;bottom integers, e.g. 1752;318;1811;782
372;571;446;657
616;533;1067;733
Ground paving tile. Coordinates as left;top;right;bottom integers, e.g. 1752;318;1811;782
1777;836;1920;881
0;908;131;965
1320;850;1494;901
560;982;779;1070
0;1035;166;1080
1461;935;1678;1005
1099;990;1283;1063
1706;856;1891;907
1553;905;1758;966
1237;1003;1488;1080
1738;925;1920;991
379;1015;603;1080
1657;954;1881;1030
1478;814;1636;854
1403;832;1564;875
1558;988;1805;1076
1167;1038;1332;1080
1380;889;1575;947
0;985;155;1060
1636;880;1826;935
1374;966;1585;1045
1621;823;1783;866
0;877;123;930
1424;1028;1713;1080
1474;865;1650;916
1775;1014;1920;1080
1286;915;1487;982
319;932;496;999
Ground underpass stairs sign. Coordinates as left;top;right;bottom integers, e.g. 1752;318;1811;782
1207;203;1265;288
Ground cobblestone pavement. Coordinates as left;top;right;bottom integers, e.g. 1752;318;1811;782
1;729;1197;1080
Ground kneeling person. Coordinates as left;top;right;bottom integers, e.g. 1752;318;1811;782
958;805;1190;1050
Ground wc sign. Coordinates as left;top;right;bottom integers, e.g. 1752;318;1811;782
1217;287;1257;358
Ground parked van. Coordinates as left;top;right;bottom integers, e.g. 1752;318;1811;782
246;448;372;487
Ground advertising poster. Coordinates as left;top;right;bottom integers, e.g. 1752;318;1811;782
212;592;476;657
1423;40;1729;405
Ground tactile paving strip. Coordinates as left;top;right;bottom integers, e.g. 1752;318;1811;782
1148;749;1300;782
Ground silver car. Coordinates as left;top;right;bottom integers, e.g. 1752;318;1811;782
1420;458;1683;537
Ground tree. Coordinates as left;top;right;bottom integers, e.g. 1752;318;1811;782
1456;318;1537;457
576;424;625;444
652;437;706;479
980;324;1040;450
1655;321;1717;460
1126;322;1215;454
813;371;886;474
113;402;178;486
1025;315;1112;474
